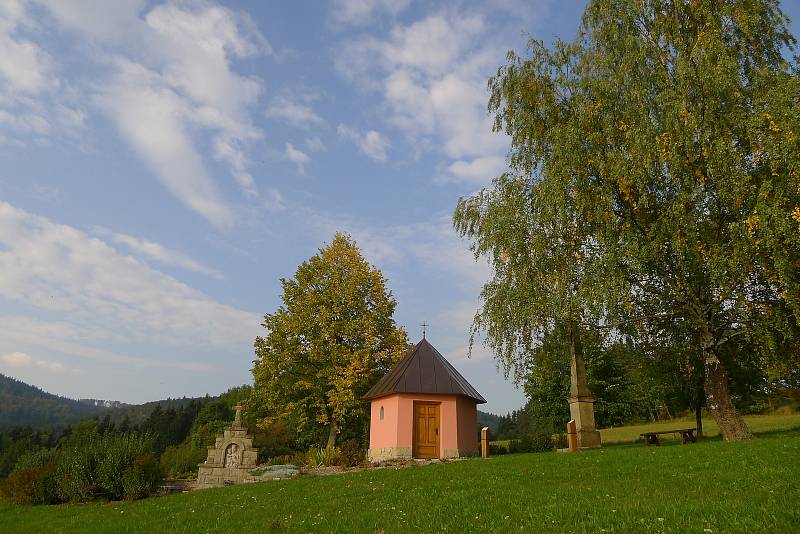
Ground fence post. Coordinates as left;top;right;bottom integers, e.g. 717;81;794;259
481;427;490;458
567;419;578;452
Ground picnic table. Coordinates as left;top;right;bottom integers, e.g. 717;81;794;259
640;427;697;446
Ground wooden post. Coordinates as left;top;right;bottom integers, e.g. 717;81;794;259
567;419;578;452
481;427;489;458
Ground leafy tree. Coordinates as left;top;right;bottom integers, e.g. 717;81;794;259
251;234;409;448
471;0;799;440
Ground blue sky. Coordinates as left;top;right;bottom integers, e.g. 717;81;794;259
1;1;798;415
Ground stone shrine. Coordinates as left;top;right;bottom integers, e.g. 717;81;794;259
196;404;259;489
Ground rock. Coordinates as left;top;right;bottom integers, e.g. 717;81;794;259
250;464;300;480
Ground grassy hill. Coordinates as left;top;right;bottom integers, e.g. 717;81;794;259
2;414;798;533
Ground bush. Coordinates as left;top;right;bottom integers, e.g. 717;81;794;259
552;433;568;450
0;465;58;505
527;432;554;452
160;442;206;479
122;453;161;500
488;443;508;455
507;433;554;453
338;439;366;467
55;431;160;502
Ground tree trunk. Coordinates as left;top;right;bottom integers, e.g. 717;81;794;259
704;349;752;441
695;404;703;438
325;421;339;449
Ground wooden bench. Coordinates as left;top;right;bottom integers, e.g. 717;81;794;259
640;428;697;446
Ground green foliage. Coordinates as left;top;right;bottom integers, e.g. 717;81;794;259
252;233;409;448
121;453;161;501
457;0;800;441
159;442;206;479
54;429;160;503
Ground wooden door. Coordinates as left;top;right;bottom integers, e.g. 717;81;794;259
413;402;439;459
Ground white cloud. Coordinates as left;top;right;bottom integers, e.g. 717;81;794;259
443;156;506;185
99;230;223;279
337;124;390;162
285;142;310;174
265;95;325;128
0;351;69;374
0;1;56;94
305;136;326;152
32;0;276;225
0;1;85;142
335;12;510;182
330;0;410;27
96;60;235;227
0;201;260;353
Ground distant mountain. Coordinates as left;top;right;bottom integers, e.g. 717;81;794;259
477;410;503;433
0;374;212;431
0;374;102;430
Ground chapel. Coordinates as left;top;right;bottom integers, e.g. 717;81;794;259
364;337;486;462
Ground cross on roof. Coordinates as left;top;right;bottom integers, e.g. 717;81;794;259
420;321;429;339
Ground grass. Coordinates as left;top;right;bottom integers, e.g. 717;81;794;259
601;412;800;443
2;415;799;533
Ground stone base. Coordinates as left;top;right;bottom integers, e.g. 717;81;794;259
569;396;602;449
577;429;602;449
368;447;474;462
368;447;412;462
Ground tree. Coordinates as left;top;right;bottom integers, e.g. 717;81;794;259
480;0;800;441
251;234;409;448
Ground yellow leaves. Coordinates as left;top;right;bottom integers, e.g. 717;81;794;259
694;168;706;186
657;132;672;160
764;112;783;134
619;120;629;133
746;214;759;237
792;207;800;230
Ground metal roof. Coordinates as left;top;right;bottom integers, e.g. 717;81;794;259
363;338;486;403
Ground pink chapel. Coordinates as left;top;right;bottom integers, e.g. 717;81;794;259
363;337;486;462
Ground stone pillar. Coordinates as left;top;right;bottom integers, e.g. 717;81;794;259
569;324;601;449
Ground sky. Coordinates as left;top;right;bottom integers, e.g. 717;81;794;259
1;1;798;415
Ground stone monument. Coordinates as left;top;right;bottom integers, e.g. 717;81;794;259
196;404;260;489
569;337;602;449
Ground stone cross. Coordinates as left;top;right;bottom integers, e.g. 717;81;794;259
234;404;243;427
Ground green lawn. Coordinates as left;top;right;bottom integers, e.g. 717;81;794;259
2;418;799;533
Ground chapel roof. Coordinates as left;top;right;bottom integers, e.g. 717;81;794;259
363;338;486;403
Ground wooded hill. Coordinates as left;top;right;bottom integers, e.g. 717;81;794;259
0;374;508;432
0;374;206;431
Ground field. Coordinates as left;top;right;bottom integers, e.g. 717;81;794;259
1;414;799;533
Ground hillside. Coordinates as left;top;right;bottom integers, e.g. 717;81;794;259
0;375;210;431
476;410;502;432
0;374;101;430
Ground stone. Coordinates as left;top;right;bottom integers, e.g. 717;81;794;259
569;343;602;450
196;404;261;489
249;464;300;480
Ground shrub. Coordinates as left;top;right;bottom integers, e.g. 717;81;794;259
56;431;160;502
160;442;207;479
527;432;554;453
122;453;161;500
552;433;568;450
338;439;366;467
488;443;508;455
0;465;58;505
